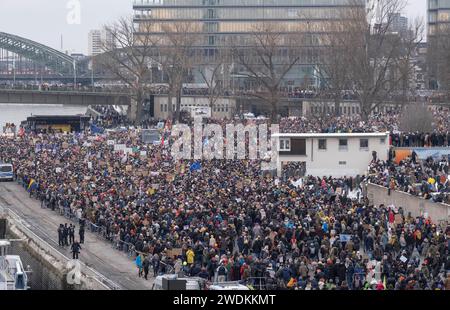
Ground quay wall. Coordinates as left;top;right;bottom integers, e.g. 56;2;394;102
1;207;113;290
366;183;450;224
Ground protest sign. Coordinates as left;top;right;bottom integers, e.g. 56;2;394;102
114;144;126;152
339;234;352;242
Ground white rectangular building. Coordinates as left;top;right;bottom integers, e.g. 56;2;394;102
88;29;113;56
274;132;390;177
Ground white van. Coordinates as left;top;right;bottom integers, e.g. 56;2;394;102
0;163;13;181
152;274;206;290
209;282;250;290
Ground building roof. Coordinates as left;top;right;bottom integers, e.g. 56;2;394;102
273;132;390;138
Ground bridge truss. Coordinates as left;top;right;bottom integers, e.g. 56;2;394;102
0;32;76;77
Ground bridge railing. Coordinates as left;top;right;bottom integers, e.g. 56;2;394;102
1;84;447;105
0;84;133;95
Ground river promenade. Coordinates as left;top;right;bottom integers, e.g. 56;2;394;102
0;181;154;290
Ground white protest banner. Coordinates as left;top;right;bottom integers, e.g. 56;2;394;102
114;144;126;152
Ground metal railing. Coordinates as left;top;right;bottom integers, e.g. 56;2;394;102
0;83;132;95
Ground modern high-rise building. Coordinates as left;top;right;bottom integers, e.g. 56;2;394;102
132;0;365;88
428;0;450;37
387;13;408;35
427;0;450;89
88;29;113;56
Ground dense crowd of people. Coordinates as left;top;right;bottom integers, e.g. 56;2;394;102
279;107;450;148
0;114;448;290
368;154;450;204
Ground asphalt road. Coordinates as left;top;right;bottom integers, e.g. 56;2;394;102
0;181;154;290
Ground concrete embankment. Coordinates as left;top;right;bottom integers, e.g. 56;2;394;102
366;183;450;224
1;207;114;290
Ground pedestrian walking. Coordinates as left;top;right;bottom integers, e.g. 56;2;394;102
71;240;82;259
57;224;64;246
143;255;150;280
79;225;85;244
136;253;143;278
69;224;75;245
63;223;69;246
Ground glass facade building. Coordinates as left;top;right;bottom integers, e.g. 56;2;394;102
132;0;364;88
428;0;450;36
428;0;450;89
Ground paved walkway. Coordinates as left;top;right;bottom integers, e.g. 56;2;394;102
0;182;154;290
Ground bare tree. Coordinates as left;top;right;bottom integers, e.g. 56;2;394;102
341;0;424;119
159;22;201;122
312;19;350;116
231;23;301;121
196;49;231;114
399;103;435;132
98;17;159;123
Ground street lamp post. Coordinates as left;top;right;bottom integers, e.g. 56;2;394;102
91;58;95;92
12;57;16;85
73;60;77;89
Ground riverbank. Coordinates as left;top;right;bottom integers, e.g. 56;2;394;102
0;182;154;290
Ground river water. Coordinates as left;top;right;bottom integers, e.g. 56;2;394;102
0;104;87;128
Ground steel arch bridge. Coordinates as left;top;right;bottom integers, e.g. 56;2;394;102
0;32;76;75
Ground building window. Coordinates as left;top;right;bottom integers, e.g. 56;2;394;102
288;9;297;18
339;161;347;165
279;138;291;151
339;139;348;150
380;138;386;144
318;139;327;150
360;138;369;149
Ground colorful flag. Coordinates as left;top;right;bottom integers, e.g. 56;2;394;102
28;179;37;191
190;161;202;172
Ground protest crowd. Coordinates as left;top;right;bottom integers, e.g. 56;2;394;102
0;106;448;291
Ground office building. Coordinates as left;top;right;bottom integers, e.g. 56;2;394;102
88;29;113;56
427;0;450;89
387;13;408;35
132;0;365;89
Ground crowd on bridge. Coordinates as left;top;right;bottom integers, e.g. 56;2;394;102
0;116;448;290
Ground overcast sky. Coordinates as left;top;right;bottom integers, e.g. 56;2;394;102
0;0;426;55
